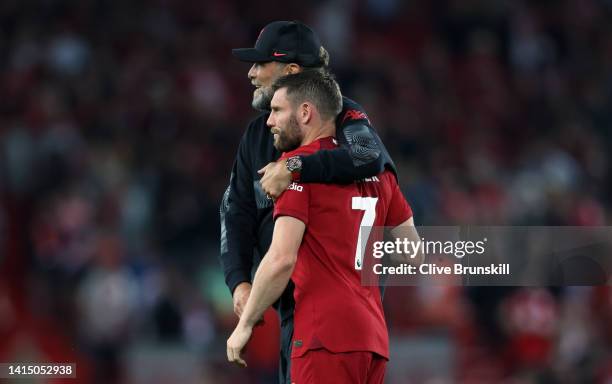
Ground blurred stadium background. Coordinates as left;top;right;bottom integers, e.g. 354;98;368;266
0;0;611;383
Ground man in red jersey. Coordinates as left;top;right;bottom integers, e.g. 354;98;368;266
227;71;420;383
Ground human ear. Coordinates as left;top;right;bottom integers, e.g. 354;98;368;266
300;103;312;124
285;63;301;75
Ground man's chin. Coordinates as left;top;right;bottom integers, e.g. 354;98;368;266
251;91;271;111
274;140;299;153
273;139;282;152
273;141;285;152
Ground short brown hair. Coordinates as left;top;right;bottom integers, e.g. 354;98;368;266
272;71;342;121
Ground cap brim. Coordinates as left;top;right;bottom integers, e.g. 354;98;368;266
232;48;270;62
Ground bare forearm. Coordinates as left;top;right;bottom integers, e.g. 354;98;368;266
238;252;295;328
390;218;424;266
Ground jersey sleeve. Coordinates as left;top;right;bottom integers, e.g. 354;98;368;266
385;180;413;227
273;182;310;225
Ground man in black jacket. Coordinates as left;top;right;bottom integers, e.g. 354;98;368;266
220;20;397;383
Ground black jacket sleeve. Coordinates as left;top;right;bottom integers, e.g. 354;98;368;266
219;130;257;295
299;97;394;183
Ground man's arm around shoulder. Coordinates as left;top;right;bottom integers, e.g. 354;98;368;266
259;100;392;198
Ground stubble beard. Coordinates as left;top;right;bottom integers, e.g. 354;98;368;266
274;114;302;152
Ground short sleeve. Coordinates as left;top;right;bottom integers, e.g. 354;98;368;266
273;182;310;225
385;181;413;227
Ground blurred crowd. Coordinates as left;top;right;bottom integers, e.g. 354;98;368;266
0;0;611;383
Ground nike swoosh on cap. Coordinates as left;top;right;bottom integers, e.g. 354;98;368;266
273;52;287;57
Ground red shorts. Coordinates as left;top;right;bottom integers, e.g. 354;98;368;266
290;349;386;384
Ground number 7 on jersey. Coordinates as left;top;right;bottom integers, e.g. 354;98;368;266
352;197;378;270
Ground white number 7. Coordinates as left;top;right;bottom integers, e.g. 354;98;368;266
352;197;378;270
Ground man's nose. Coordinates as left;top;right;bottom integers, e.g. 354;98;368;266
248;64;256;80
266;114;275;127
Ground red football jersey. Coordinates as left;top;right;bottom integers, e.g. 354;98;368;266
273;137;413;359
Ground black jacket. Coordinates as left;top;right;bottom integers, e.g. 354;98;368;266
219;96;396;300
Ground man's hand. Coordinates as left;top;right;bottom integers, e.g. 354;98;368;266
233;282;265;326
258;160;291;200
227;323;253;368
233;282;251;318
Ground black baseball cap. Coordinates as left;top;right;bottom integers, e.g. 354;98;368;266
232;21;323;67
